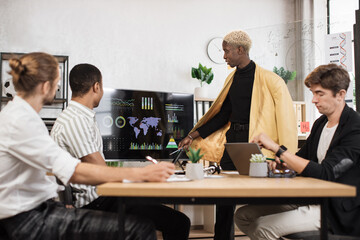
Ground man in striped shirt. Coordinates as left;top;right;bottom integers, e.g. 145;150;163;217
51;63;190;240
0;52;174;240
51;65;105;207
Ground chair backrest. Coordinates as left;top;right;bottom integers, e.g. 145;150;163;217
283;231;319;240
0;224;10;240
55;177;74;206
283;231;360;240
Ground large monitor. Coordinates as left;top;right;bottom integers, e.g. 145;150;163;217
95;88;194;160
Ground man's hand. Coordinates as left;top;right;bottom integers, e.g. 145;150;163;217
178;131;200;150
71;161;175;185
251;133;279;153
139;162;175;182
268;159;289;172
178;136;192;150
267;160;277;171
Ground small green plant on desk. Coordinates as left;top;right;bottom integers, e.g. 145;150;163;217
273;66;296;84
249;154;268;177
249;154;266;163
186;147;204;180
187;147;204;163
191;63;214;87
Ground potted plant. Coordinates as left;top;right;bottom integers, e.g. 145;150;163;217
249;154;268;177
273;66;296;84
191;63;214;99
185;147;204;180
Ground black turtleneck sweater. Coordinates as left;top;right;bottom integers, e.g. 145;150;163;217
197;60;256;138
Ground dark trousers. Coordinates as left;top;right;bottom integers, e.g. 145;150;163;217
84;196;191;240
215;126;248;240
0;200;156;240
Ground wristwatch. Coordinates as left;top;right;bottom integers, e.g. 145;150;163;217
275;145;287;158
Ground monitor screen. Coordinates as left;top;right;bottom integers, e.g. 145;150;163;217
95;88;194;160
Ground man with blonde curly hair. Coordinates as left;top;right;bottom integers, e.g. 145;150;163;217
223;30;252;55
179;30;297;239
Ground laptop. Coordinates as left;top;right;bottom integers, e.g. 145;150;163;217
224;142;263;175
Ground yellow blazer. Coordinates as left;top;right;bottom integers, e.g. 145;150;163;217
190;64;298;163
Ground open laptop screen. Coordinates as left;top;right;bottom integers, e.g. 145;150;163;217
224;143;263;175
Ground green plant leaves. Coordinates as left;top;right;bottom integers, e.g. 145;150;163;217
191;63;214;86
290;71;297;81
273;66;297;84
249;154;266;163
191;67;201;79
204;72;214;84
188;147;204;163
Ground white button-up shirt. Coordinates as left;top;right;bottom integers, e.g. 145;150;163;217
0;96;80;219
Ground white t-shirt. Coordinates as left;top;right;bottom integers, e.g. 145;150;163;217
0;96;80;219
317;121;338;163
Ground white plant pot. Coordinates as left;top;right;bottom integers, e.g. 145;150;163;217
194;86;208;99
249;162;268;178
186;163;204;180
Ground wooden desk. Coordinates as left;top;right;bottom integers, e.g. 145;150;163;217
97;175;356;240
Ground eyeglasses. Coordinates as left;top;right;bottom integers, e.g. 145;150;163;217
268;169;297;178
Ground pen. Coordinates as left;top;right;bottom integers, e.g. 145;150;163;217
169;148;182;156
145;156;158;164
266;157;284;163
172;148;184;164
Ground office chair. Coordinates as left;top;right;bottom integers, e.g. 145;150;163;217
0;225;9;240
55;177;75;206
282;230;319;240
283;231;360;240
57;185;74;205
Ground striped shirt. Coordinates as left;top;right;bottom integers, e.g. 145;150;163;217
51;101;104;208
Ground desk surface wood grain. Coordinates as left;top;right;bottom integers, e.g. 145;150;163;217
96;175;356;198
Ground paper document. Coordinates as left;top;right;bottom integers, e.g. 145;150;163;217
166;175;191;182
221;171;239;175
123;174;191;183
205;175;224;179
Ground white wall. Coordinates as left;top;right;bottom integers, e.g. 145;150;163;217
0;0;295;98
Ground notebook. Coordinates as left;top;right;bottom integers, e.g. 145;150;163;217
224;142;263;175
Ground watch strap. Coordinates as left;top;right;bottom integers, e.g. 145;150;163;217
275;145;287;158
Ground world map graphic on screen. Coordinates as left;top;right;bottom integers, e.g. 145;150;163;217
95;88;193;160
128;116;162;138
